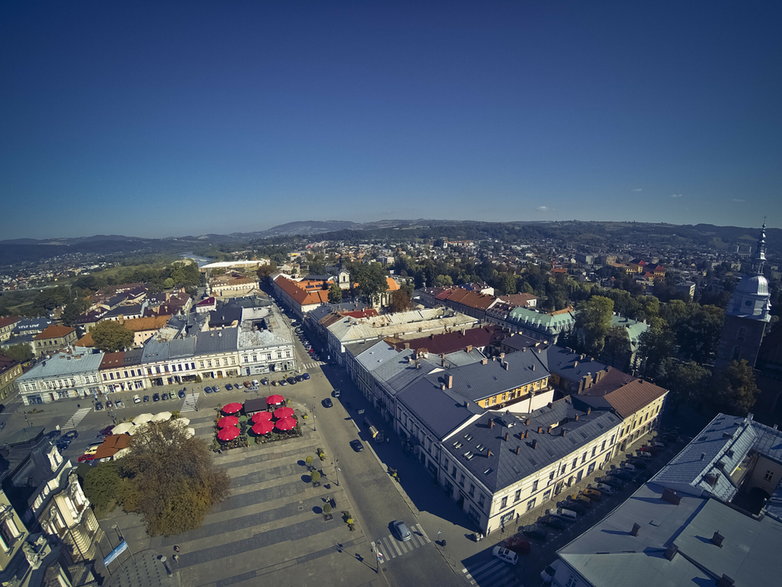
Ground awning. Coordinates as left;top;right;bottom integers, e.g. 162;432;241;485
217;426;240;441
222;402;243;415
133;413;154;425
273;406;295;419
251;421;274;435
217;416;239;428
274;416;297;431
266;394;285;405
251;411;273;423
112;422;134;435
152;411;172;422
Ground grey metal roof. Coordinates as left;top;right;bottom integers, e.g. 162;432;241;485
18;348;104;380
141;338;171;362
195;328;239;355
441;402;621;492
396;379;482;440
538;344;608;383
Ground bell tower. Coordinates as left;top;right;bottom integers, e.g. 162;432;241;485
715;223;772;369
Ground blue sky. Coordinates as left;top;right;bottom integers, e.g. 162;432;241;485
1;1;780;239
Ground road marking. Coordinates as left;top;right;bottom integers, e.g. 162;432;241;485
462;558;517;586
180;393;200;413
373;524;431;561
66;407;92;429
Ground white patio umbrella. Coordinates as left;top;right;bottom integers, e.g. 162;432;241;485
133;413;154;425
185;427;196;438
151;411;172;422
175;417;190;427
112;422;134;435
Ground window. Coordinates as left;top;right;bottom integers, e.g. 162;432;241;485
468;484;475;498
542;489;551;501
765;470;774;482
501;496;508;508
526;498;536;511
581;452;587;464
566;577;577;587
601;440;606;451
514;489;521;502
591;446;597;457
532;480;539;492
572;457;578;469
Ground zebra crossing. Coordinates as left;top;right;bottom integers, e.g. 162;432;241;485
179;392;200;413
462;557;519;586
372;524;431;562
300;361;322;370
65;406;93;429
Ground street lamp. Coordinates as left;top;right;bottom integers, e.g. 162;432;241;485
332;459;340;486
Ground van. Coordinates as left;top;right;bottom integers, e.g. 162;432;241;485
595;483;615;495
555;507;578;521
492;545;519;565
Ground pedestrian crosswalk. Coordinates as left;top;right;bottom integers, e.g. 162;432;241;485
300;361;322;370
372;524;431;562
462;557;519;587
65;407;93;429
180;392;200;413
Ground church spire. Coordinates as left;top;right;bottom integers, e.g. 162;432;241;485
753;220;767;275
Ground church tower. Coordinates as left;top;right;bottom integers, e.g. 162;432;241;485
715;223;772;369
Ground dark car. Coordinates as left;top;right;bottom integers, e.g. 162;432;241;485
226;384;233;390
178;389;186;398
63;430;79;440
95;402;104;411
541;515;569;530
153;393;160;402
560;499;589;514
143;395;150;402
522;525;548;541
301;373;310;380
608;468;636;482
350;439;364;452
332;389;341;398
322;398;333;408
204;386;212;394
105;400;113;408
98;425;114;437
390;520;412;541
261;378;269;385
286;377;296;385
56;438;71;451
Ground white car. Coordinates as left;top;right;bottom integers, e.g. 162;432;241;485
595;483;615;494
133;394;141;404
491;546;518;565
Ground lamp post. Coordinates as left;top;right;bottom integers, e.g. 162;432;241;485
333;459;340;486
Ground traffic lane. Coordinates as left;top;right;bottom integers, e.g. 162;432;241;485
385;544;455;587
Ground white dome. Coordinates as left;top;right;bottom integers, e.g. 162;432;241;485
735;275;769;297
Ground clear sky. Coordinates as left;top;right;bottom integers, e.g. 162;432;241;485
1;1;780;239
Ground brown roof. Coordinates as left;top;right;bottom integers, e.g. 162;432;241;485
274;275;330;307
498;293;538;307
93;433;132;459
599;379;668;419
0;316;20;329
120;315;172;332
387;325;503;355
75;332;94;347
441;288;497;310
99;351;126;369
35;324;75;340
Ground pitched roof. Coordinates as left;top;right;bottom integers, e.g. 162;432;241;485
120;315;172;332
600;379;667;418
0;316;20;329
386;325;503;355
34;324;75;340
274;275;330;307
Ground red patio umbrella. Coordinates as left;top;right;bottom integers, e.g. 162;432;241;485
251;420;274;435
222;402;243;415
251;411;273;423
273;406;295;419
266;394;285;405
274;416;297;431
217;416;239;428
216;426;240;441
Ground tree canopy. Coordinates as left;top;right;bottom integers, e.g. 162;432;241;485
328;282;343;304
575;296;614;356
350;263;388;304
119;420;230;536
91;321;134;352
710;360;761;416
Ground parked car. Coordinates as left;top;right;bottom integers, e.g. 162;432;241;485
502;535;531;554
56;438;71;451
301;373;310;380
390;520;412;541
286;377;297;385
595;482;615;495
540;564;556;584
560;499;589;514
322;398;333;408
522;525;548;541
178;389;186;398
636;448;653;458
350;439;364;452
211;386;219;393
332;389;341;398
143;395;150;402
63;430;79;441
95;402;103;411
77;454;95;463
115;399;124;408
492;545;519;565
105;400;113;408
153;393;160;402
597;476;624;489
98;425;114;437
541;515;569;530
581;488;603;501
133;394;141;404
261;378;269;385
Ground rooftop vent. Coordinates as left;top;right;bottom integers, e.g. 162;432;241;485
464;451;475;460
531;439;538;449
711;531;724;547
464;433;473;441
453;441;463;449
664;544;678;561
717;574;735;587
514;446;521;455
631;522;641;536
503;432;509;442
661;488;681;505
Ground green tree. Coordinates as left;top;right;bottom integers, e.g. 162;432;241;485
601;326;630;371
389;289;412;313
62;297;88;326
92;321;134;352
256;263;278;280
674;305;724;364
2;344;33;363
576;296;614;356
351;263;388;304
501;273;517;295
119;420;230;536
162;277;175;290
657;358;710;411
637;326;676;379
710;360;760;416
83;461;125;516
328;282;343;304
433;274;453;287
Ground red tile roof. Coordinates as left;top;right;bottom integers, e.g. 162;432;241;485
387;325;502;355
0;316;20;329
35;324;75;340
274;275;330;307
586;377;667;419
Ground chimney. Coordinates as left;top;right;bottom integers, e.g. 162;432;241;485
499;352;505;359
717;575;735;587
561;428;568;437
631;522;641;536
700;452;706;461
440;383;446;390
573;361;579;368
662;488;681;505
447;374;453;389
575;414;580;421
503;361;509;371
487;450;493;457
664;544;678;561
404;342;410;349
466;345;473;353
503;432;509;441
481;358;489;365
587;407;591;415
711;531;724;547
514;445;521;455
489;419;495;429
537;426;544;434
531;439;538;449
